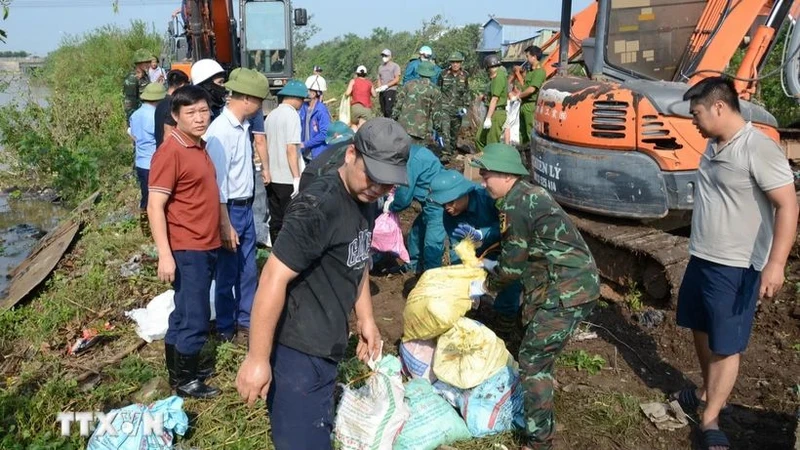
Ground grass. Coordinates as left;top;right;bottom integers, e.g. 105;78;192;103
557;350;606;376
623;277;643;312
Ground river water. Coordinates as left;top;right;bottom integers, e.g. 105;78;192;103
0;74;66;295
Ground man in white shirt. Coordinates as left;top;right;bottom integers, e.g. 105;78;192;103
206;68;269;342
264;79;308;243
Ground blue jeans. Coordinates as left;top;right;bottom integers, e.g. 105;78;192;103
166;249;217;354
268;344;338;450
407;201;446;271
135;167;149;210
215;203;258;335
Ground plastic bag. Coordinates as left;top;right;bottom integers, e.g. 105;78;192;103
339;95;351;124
86;395;189;449
371;212;410;263
124;290;175;343
399;339;437;383
402;240;485;341
433;318;513;389
393;379;471;450
334;354;409;450
433;365;525;438
504;100;521;145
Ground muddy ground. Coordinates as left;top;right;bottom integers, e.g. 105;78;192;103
366;198;800;450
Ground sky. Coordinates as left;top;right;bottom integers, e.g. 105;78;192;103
2;0;593;56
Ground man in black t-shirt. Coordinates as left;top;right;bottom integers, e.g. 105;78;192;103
154;70;190;147
236;117;410;450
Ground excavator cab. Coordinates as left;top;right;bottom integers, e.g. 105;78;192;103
240;0;307;94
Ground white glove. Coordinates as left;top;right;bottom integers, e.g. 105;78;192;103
510;95;520;103
383;197;394;214
483;118;492;129
480;259;499;274
291;177;300;198
469;280;486;309
376;85;388;93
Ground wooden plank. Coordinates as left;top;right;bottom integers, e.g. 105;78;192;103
0;191;100;311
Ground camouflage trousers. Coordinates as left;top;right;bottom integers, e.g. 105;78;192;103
519;301;596;449
439;110;462;154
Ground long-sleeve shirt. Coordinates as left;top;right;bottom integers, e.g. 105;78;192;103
487;179;600;322
130;103;157;170
205;107;254;203
299;101;332;159
389;145;444;212
444;187;500;263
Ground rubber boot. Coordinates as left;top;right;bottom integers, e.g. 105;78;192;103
165;343;178;389
196;340;216;381
174;351;220;399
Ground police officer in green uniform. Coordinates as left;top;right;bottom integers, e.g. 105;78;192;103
512;46;547;146
468;143;600;450
124;49;154;119
438;51;470;155
475;54;507;152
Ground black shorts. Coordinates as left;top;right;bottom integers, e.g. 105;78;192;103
676;256;761;356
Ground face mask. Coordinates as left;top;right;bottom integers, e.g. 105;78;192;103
382;57;389;63
202;81;228;111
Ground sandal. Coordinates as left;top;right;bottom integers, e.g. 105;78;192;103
670;387;732;415
702;428;730;449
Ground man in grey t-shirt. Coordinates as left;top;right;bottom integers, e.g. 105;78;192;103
673;77;797;450
376;49;401;118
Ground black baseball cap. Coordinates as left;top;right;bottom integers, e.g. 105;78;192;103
354;118;410;185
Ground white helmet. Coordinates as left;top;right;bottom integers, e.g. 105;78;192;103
191;59;225;85
305;75;327;92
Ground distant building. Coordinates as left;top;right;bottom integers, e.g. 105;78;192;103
503;31;557;64
477;17;560;60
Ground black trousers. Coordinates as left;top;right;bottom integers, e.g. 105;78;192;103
266;183;294;244
380;90;397;118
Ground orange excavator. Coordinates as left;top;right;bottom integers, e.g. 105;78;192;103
166;0;307;94
527;0;800;302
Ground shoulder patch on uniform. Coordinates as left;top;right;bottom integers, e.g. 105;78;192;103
499;212;508;234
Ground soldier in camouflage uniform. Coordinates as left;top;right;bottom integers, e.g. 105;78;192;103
392;61;444;151
438;52;470;155
469;143;600;450
124;49;154;119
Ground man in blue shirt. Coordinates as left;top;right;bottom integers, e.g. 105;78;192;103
384;144;444;272
130;82;166;232
299;75;332;161
206;68;270;343
428;169;523;343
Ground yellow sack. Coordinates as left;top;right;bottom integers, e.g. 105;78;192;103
338;95;351;124
433;317;513;389
402;241;484;342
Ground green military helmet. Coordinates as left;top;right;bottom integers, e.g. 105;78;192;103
225;67;269;99
140;83;167;102
470;143;530;176
325;120;354;145
429;169;476;205
277;79;309;99
417;61;437;79
132;48;153;64
448;51;465;62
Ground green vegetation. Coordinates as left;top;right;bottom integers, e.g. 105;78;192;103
558;350;606;375
0;21;161;202
623;277;643;312
0;50;29;58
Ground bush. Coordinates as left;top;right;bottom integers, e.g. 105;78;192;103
0;21;162;201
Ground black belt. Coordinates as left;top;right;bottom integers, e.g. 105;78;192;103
227;197;253;206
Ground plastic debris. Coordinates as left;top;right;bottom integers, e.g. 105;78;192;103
125;290;175;343
68;323;114;356
640;400;689;431
633;309;666;329
120;254;142;278
86;395;189;449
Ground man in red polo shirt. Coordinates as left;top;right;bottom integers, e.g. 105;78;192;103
147;85;221;399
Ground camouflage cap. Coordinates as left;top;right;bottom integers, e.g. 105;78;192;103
133;49;153;64
448;51;465;62
417;61;437;78
225;67;269;99
140;83;167;101
470;143;529;176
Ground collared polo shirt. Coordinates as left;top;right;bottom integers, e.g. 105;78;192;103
689;122;794;270
205;107;255;203
149;129;222;251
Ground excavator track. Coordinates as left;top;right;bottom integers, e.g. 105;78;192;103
565;211;690;306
